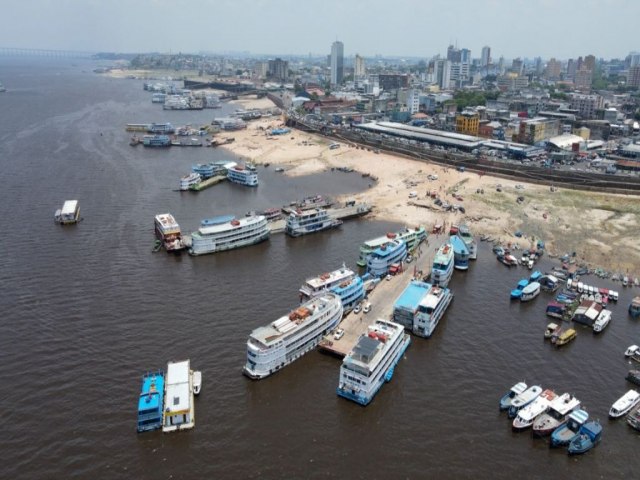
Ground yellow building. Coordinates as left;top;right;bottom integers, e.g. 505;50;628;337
456;111;479;136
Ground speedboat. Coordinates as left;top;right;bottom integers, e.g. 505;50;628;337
512;389;557;431
567;421;602;455
592;309;611;333
625;345;640;362
193;370;202;395
499;382;528;411
609;389;640;418
508;385;542;418
551;409;589;447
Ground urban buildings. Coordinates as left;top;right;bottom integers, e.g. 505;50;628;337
517;118;560;144
481;46;491;67
331;41;344;86
570;94;604;119
456;111;480;135
354;54;366;79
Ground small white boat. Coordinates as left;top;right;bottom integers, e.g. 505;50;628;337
508;385;542;418
593;309;611;333
626;345;640;358
499;382;528;411
193;370;202;395
609;389;640;418
520;282;541;302
513;389;557;431
544;322;560;339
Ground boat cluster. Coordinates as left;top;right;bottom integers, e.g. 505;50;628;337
499;382;601;455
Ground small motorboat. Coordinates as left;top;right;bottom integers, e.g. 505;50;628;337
512;389;557;431
499;382;528;411
544;322;561;339
551;409;589;447
520;282;541;302
508;385;543;418
626;369;640;386
193;370;202;396
554;328;577;347
625;345;640;358
567;420;602;455
593;309;611;333
609;389;640;418
510;279;529;300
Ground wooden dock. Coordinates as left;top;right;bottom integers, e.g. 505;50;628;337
318;233;445;358
190;175;227;191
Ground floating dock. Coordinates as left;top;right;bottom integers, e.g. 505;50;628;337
319;234;440;357
189;175;227;192
267;203;372;235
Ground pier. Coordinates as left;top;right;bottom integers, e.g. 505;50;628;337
267;202;372;234
319;234;442;357
190;175;227;191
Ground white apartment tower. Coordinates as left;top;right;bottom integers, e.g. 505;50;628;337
354;54;366;78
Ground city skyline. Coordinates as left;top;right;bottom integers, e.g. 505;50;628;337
1;0;639;60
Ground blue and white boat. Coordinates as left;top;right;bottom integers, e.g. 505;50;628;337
299;264;365;312
567;421;602;455
192;162;226;179
148;122;175;134
529;270;542;283
449;235;469;271
180;172;202;191
366;238;407;277
137;371;165;433
520;282;541;302
456;224;477;260
510;279;529;300
630;297;640;319
508;384;542;418
227;163;258;186
499;382;528;411
189;215;269;256
393;281;453;338
551;409;589;447
285;208;342;237
356;227;426;267
546;301;566;319
337;319;411;406
431;243;454;287
143;134;171;147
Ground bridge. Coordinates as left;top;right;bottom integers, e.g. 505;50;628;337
0;47;96;58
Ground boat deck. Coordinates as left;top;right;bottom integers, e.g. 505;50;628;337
268;203;373;235
319;233;439;357
189;174;227;191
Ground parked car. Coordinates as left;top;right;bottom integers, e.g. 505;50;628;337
386;274;392;281
363;302;372;314
353;303;361;314
334;328;345;340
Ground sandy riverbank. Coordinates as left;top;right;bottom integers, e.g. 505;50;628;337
220;115;640;276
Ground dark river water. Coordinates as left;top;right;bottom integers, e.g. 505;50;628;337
1;58;639;479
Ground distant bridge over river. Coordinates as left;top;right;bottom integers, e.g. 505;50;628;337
0;47;96;58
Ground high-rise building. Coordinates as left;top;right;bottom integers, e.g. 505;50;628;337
330;41;344;86
584;54;596;73
574;67;593;92
447;45;461;63
267;58;288;82
545;58;562;80
629;52;640;68
628;65;640;89
566;59;577;81
511;58;524;75
354;54;366;78
436;59;452;89
407;89;420;114
481;46;491;67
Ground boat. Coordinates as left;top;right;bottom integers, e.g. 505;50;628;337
572;300;603;326
136;371;165;433
567;421;602;455
545;302;566;320
508;385;543;418
192;370;202;396
626;345;640;363
511;279;529;300
54;200;80;225
539;274;560;292
520;282;541;302
497;253;518;267
356;228;425;267
142;134;171;147
154;213;185;252
243;293;343;379
455;224;477;260
180;172;202;191
148;122;175;134
227;163;258;186
529;270;542;283
299;264;364;311
626;370;640;386
609;389;640;418
550;409;589;447
396;226;428;252
593;309;612;333
627;404;640;431
533;393;581;436
189;215;269;256
259;207;283;221
162;359;195;432
283;195;333;213
336;319;411;406
554;328;577;347
365;238;408;277
431;243;454;287
449;235;469;271
499;382;528;411
630;297;640;319
392;281;453;338
544;322;561;339
192;162;226;179
512;389;557;431
285;208;342;237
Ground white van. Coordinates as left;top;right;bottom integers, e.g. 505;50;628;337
408;191;418;198
363;302;372;314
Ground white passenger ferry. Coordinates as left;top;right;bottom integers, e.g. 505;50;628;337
299;264;365;311
431;243;454;287
227;163;258;187
393;281;453;338
154;213;185;252
337;319;411;406
180;172;202;191
366;238;407;277
285;208;342;237
243;293;343;379
54;200;80;225
189;215;269;256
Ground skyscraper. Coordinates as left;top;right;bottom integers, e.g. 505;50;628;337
330;41;344;86
481;46;491;67
354;54;366;78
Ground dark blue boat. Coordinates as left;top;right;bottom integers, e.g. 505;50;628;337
567;420;602;455
550;409;589;447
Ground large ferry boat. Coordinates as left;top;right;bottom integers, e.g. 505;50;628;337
192;162;227;179
285;208;342;237
227;163;258;187
366;238;407;277
154;213;185;252
136;371;165;433
243;293;343;379
180;172;202;191
299;264;365;312
283;194;333;214
54;200;80;225
393;280;453;337
456;224;477;260
142;134;171;147
449;235;469;271
337;319;411;406
431;243;454;287
189;215;269;256
357;227;426;266
162;359;195;432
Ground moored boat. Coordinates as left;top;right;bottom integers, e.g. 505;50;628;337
142;134;171;147
625;345;640;362
154;213;185;252
593;309;611;333
626;369;640;386
630;297;640;319
357;228;425;267
227;163;258;186
626;404;640;431
456;224;477;260
54;200;81;225
533;393;581;436
189;214;269;256
508;385;543;418
572;300;603;326
544;322;561;339
499;382;528;411
243;293;343;379
554;328;577;347
366;238;407;277
162;359;195;432
545;302;566;319
550;409;589;447
285;208;342;237
136;371;165;433
337;319;411;406
511;279;529;300
180;172;202;191
609;389;640;418
512;389;557;431
567;420;602;455
520;282;541;302
192;370;202;395
449;235;469;271
392;281;453;338
299;264;364;311
431;243;454;288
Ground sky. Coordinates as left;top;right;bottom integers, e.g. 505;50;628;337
0;0;638;60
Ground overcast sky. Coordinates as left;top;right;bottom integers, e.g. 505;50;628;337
1;0;637;60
